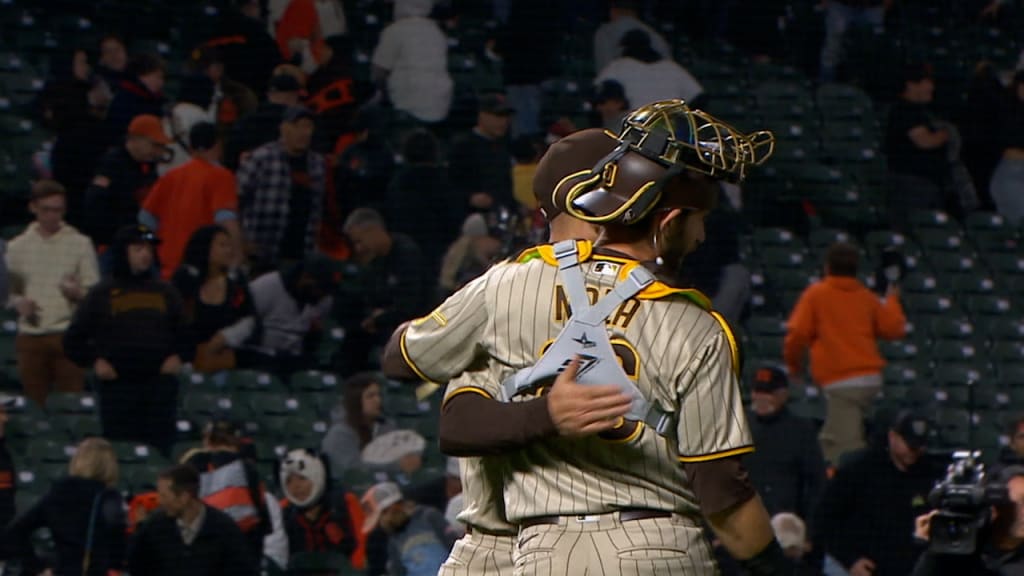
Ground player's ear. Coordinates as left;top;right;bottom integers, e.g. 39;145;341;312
656;208;683;233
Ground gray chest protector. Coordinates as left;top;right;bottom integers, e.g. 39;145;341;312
499;240;677;439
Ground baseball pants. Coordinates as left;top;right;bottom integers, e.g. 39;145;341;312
438;531;516;576
513;512;716;576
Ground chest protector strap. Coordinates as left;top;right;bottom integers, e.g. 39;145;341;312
500;240;678;439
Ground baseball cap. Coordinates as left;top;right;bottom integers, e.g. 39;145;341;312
361;429;426;467
361;482;404;534
751;366;788;393
892;409;932;450
593;79;627;105
282;105;315;123
114;224;161;246
127;114;172;145
269;73;301;93
478;93;515;116
532;128;620;220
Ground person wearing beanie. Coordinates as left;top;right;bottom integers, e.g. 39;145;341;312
361;481;455;576
141;122;243;279
278;448;358;560
63;224;186;457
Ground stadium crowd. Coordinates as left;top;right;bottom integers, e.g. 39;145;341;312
0;0;1022;575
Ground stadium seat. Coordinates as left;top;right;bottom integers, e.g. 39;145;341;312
59;414;102;441
752;227;801;249
757;247;809;269
45;392;98;415
879;340;919;362
26;437;75;464
817;83;874;120
972;317;1024;342
932;363;986;387
746;315;788;338
181;392;245;422
933;408;973;448
865;229;917;256
984;253;1024;276
991;342;1024;363
964;295;1013;317
929;251;981;275
291;370;343;393
925;316;975;340
228;369;287;394
950;274;998;296
908;210;957;230
247;393;311;419
903;293;957;316
883;362;924;386
808;227;852;254
120;462;164;492
110;441;167;466
767;268;817;291
901;272;939;294
930;340;980;363
914;228;966;253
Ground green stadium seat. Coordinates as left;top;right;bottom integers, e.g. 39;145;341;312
931;340;981;363
808;227;852;254
970;229;1020;254
181;392;246;421
174;418;201;443
246;393;311;418
901;272;939;294
964;295;1013;316
120;462;164;492
984;253;1024;276
973;317;1024;342
59;414;102;441
991;342;1024;363
950;274;998;296
768;268;817;291
27;437;76;464
752;227;801;249
966;211;1011;232
915;229;967;253
903;293;957;316
110;441;168;466
291;370;343;393
746;316;788;338
925;316;976;340
884;362;924;386
758;247;809;269
908;210;957;230
278;418;330;446
45;392;98;415
879;340;919;362
932;363;986;387
228;369;287;394
865;230;917;256
817;83;874;120
929;251;981;275
934;408;973;448
998;364;1024;388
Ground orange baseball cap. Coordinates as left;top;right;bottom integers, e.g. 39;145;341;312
127;114;172;145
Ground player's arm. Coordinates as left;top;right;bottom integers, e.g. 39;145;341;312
438;357;631;456
380;270;492;384
676;322;787;573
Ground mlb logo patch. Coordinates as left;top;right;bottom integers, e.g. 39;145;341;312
593;262;620;276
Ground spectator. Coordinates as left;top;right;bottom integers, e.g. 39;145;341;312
276;0;327;74
744;365;827;521
595;29;703;110
448;93;515;212
162;75;217;173
360;430;428;486
990;70;1024;224
189;45;259;127
960;62;1006;210
306;35;367;149
371;0;454;123
96;34;130;87
226;73;303;169
172;226;255;374
40;49;114;217
493;0;561;137
772;513;812;568
332;108;396;216
784;242;906;465
181;419;271;562
402;457;462;515
999;416;1024;466
240;256;336;375
279;449;358;559
237;106;326;273
3;438;126;576
141;122;242;278
321;372;396;480
814;410;940;576
384;129;458;270
84;114;171;248
885;63;977;223
437;213;503;299
207;0;282;95
107;53;167;138
63;225;185;457
5;181;99;407
128;464;259;575
819;0;888;82
337;208;429;374
591;79;630;133
593;0;670;71
0;396;13;529
360;482;455;576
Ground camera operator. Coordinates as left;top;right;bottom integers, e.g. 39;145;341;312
912;466;1024;575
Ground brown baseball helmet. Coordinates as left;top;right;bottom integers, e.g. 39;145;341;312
564;100;775;226
532;128;621;222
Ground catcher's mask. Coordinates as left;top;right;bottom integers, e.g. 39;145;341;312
562;100;775;226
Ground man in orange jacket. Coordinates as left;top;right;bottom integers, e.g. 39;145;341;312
784;242;906;465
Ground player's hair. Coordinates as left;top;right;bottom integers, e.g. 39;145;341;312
159;464;201;498
69;437;119;488
342;372;383;447
30;179;67;202
825;242;859;277
344;207;386;232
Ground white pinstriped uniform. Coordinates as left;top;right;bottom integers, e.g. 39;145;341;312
402;241;752;575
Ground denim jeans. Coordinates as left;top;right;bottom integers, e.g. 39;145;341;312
820;2;885;82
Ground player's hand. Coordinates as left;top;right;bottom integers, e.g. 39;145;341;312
14;297;39;322
547;356;632;437
94;358;118;381
160;355;183;375
914;510;937;542
849;557;876;576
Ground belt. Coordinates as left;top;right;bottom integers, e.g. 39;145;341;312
520;509;671;529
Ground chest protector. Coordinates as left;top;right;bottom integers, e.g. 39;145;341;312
499;240;677;439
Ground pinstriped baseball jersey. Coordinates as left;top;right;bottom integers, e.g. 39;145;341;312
442;371;517;534
401;240;752;521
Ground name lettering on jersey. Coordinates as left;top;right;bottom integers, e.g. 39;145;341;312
553;285;642;330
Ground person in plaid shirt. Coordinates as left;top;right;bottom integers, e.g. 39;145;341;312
236;106;326;274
